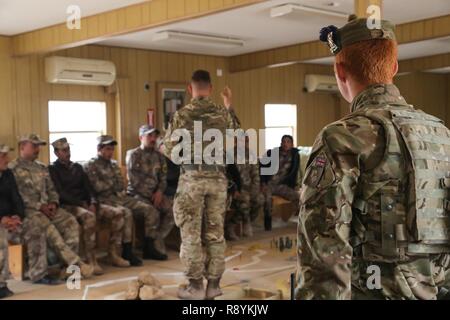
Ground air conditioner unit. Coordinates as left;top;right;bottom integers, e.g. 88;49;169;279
45;56;116;86
304;74;339;93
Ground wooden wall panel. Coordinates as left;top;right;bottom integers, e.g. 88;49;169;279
395;72;449;125
0;37;15;150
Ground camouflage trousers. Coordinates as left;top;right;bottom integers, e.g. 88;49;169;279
62;205;96;253
264;183;300;214
97;204;130;245
0;226;21;288
230;189;264;225
63;204;130;249
22;208;80;282
174;170;227;280
134;194;175;253
350;255;450;300
101;195;158;240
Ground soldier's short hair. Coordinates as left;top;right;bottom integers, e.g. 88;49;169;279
336;39;398;85
191;70;211;85
281;135;294;143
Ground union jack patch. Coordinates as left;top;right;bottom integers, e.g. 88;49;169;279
315;156;327;168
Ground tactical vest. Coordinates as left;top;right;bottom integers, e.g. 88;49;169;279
348;104;450;263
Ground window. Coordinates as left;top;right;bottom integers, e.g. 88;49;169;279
48;101;107;163
264;104;297;151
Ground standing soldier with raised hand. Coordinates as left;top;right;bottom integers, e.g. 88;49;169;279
296;15;450;300
162;70;240;300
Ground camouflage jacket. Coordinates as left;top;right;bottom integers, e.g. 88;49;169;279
296;84;450;300
83;156;125;201
8;158;59;211
162;96;240;166
236;162;260;193
126;146;167;199
261;147;300;188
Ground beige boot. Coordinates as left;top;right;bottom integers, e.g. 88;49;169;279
79;262;94;279
206;278;222;300
226;223;239;241
242;221;253;238
87;252;104;275
178;278;205;300
109;244;130;268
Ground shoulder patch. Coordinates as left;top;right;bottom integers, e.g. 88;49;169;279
304;151;334;189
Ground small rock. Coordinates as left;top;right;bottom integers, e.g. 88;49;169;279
138;271;161;288
139;285;164;300
125;279;140;300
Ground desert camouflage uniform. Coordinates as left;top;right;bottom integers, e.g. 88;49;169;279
0;226;21;288
9;158;81;281
163;97;240;280
264;150;300;213
126;146;175;252
84;156;157;241
231;162;264;224
296;84;450;300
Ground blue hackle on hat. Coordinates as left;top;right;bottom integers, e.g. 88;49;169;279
319;25;338;42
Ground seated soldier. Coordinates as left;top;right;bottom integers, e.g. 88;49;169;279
0;144;24;298
260;135;300;231
49;138;130;273
226;136;264;240
84;135;165;265
126;125;174;257
9;134;94;284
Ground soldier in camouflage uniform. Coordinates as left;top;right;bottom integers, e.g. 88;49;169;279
126;125;174;257
0;144;23;298
9;134;93;284
226;136;264;240
261;135;300;231
49;138;130;272
296;16;450;300
162;70;240;300
84;135;164;265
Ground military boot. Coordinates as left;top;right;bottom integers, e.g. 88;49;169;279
122;242;143;266
78;262;94;279
178;278;205;300
143;237;167;260
109;244;130;268
242;221;253;238
0;286;14;299
205;278;223;300
226;223;239;241
87;252;104;275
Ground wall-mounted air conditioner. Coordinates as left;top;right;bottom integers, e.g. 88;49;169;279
45;56;116;86
304;74;339;93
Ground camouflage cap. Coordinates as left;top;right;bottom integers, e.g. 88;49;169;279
51;137;71;150
139;124;160;137
18;133;47;146
97;135;117;146
320;15;396;55
0;144;13;153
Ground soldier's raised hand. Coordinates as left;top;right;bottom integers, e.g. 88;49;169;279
221;86;232;109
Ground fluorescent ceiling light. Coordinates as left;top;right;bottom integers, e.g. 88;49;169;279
271;3;349;19
153;31;244;48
